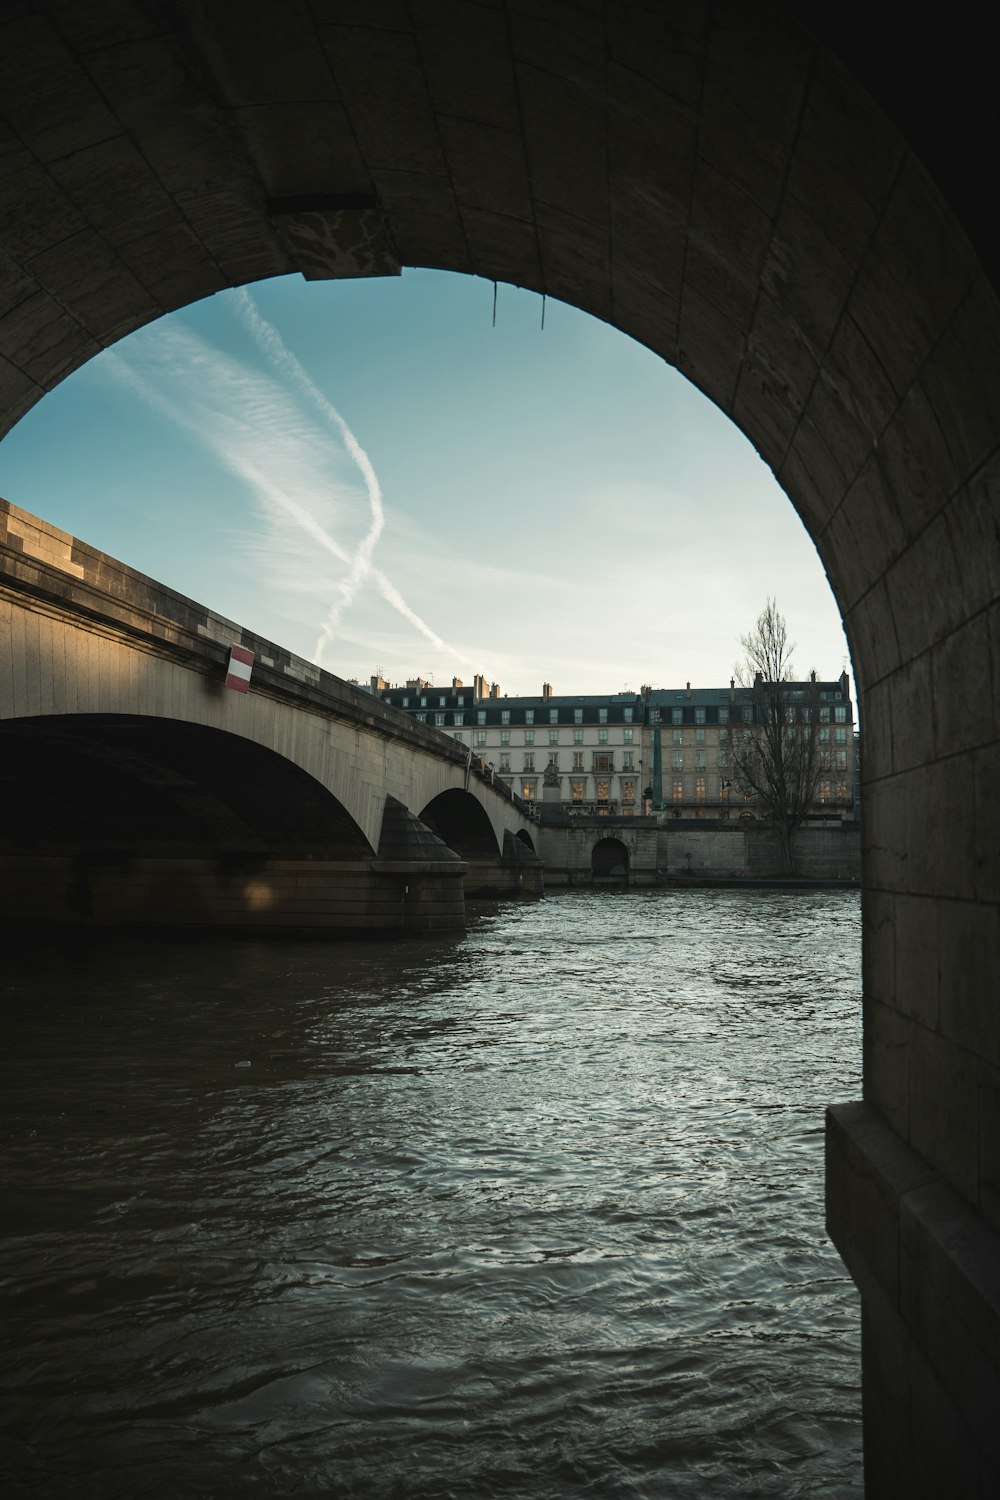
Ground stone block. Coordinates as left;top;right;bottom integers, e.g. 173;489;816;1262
919;274;1000;486
861;675;893;784
864;999;912;1141
822;457;906;613
861;771;910;894
893;893;940;1031
909;753;977;900
885;512;964;665
875;381;955;542
844;578;900;689
862;885;895;1004
888;652;934;773
947;462;1000;628
978;1067;1000;1232
909;1027;980;1206
971;742;1000;904
931;614;995;759
851;153;979;403
439;115;532;220
676;284;744;415
789;53;903;273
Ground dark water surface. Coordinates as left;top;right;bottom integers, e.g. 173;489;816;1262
2;888;862;1498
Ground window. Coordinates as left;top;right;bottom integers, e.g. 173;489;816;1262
521;779;536;801
820;780;831;803
524;729;535;745
672;729;683;746
477;710;486;725
571;781;585;803
718;707;729;723
696;777;706;801
549;754;559;770
549;728;559;744
549;709;559;724
649;709;661;723
594;752;614;773
439;696;446;707
696;750;706;769
718;727;729;743
453;733;464;745
835;727;848;744
624;708;633;723
596;780;609;802
695;728;706;744
475;730;487;747
718;748;730;767
500;729;511;746
622;780;635;803
573;728;583;744
820;706;830;723
574;708;583;724
573;751;584;770
836;780;848;802
835;706;848;722
623;728;633;744
453;712;465;726
672;708;683;724
598;728;609;744
599;708;608;723
435;713;445;726
402;696;409;707
672;751;683;769
836;750;848;768
501;709;510;724
673;777;683;801
524;753;534;771
819;727;830;743
695;707;705;724
499;752;510;770
525;709;534;725
786;706;797;723
623;750;634;769
742;707;752;722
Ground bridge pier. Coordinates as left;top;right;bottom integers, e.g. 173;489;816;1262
0;853;468;937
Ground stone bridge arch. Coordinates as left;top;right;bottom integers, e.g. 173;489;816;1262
0;3;996;1488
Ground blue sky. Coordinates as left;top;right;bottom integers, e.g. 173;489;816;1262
0;269;852;697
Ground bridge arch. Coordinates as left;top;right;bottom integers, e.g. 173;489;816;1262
0;4;995;1486
591;837;630;882
0;714;373;859
419;788;502;860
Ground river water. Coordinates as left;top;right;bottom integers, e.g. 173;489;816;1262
3;888;862;1498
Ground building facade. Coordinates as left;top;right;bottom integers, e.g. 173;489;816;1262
369;672;855;821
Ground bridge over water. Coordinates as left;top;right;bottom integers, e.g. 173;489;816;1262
0;3;998;1490
0;500;541;934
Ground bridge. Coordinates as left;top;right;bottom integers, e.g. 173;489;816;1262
0;500;541;934
0;3;998;1491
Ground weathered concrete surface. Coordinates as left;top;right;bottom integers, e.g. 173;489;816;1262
1;4;998;1490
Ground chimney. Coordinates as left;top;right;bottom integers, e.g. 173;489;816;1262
473;674;486;700
490;682;500;699
542;682;553;699
452;677;463;690
685;681;691;697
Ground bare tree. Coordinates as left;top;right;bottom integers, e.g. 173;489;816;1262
731;599;822;873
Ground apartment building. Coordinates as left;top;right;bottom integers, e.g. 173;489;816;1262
369;671;855;819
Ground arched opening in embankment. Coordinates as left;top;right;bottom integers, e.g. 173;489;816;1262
0;3;996;1489
591;837;630;882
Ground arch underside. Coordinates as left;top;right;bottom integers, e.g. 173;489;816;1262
419;788;502;860
0;716;372;859
0;4;998;1491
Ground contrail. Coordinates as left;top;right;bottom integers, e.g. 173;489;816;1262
100;350;354;567
230;289;476;668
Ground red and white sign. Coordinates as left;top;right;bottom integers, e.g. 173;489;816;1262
225;644;254;694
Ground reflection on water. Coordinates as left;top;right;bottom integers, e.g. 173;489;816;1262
2;889;862;1497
